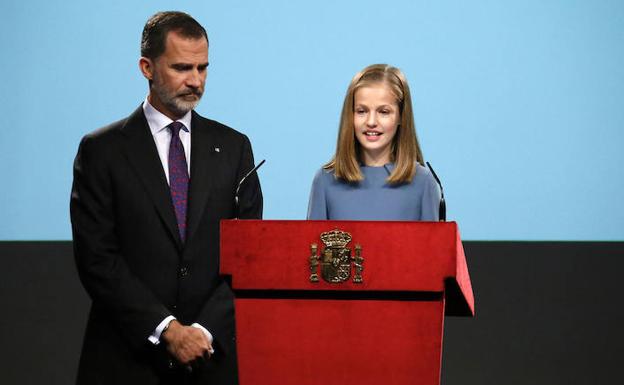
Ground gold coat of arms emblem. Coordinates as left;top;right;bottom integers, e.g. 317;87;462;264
309;229;363;284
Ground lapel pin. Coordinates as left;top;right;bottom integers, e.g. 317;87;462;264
214;147;220;153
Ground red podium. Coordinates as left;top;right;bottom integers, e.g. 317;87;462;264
220;220;474;385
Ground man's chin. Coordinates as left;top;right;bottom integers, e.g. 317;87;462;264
169;99;200;116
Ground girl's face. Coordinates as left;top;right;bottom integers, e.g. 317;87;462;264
353;82;400;166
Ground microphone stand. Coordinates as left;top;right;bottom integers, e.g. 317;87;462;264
234;159;265;217
426;162;446;222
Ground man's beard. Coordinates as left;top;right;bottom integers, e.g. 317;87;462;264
151;76;203;117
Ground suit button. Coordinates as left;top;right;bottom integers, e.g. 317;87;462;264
180;267;189;277
168;359;175;369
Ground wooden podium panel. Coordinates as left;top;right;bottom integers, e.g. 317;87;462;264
221;220;474;385
235;299;445;385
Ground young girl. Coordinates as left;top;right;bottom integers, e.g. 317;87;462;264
307;64;441;220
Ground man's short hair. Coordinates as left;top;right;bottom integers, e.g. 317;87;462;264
141;11;208;60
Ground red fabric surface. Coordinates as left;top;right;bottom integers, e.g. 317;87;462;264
235;299;444;385
220;220;474;384
453;227;475;315
221;220;474;314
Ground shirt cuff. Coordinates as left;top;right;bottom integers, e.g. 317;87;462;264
191;323;215;354
148;315;176;345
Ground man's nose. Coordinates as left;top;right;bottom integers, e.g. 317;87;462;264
186;70;202;88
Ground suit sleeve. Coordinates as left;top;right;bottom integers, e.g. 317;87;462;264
70;136;171;350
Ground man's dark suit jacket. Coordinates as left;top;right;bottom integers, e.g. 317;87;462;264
70;106;262;385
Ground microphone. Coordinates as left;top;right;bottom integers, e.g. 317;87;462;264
426;162;446;222
234;159;265;215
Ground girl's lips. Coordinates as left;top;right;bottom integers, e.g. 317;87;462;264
364;131;382;141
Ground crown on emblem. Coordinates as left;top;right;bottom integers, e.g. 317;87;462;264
320;229;352;248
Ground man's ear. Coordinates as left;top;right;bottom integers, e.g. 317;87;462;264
139;57;153;81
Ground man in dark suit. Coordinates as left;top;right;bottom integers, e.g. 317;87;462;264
70;11;262;384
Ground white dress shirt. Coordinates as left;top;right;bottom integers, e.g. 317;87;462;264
143;98;192;183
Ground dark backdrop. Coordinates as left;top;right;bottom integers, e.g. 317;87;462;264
1;241;622;384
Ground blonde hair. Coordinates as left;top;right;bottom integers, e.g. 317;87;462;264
325;64;424;184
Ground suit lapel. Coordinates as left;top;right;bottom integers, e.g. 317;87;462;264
186;111;217;246
120;106;183;249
